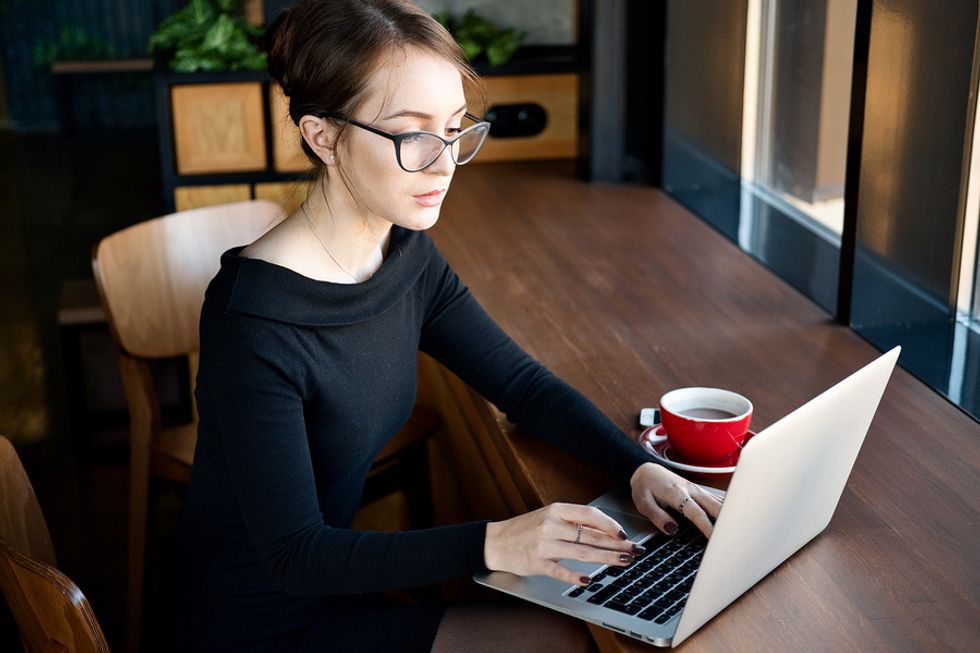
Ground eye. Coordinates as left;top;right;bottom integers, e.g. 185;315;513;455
401;132;426;144
446;126;462;136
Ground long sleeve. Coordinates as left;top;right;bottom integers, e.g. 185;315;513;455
419;248;655;481
196;305;489;598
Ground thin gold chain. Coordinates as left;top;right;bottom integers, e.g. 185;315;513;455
300;201;361;283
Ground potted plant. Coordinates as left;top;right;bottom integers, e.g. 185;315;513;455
148;0;266;73
434;9;526;68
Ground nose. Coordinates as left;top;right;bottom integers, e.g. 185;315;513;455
425;143;456;176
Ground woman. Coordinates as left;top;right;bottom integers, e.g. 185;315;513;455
163;1;722;651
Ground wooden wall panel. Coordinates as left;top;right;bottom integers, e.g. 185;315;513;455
468;73;578;162
269;83;311;173
174;184;251;212
254;181;311;215
171;82;267;175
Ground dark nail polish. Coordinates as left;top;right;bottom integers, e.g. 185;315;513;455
619;554;635;564
618;529;628;540
665;522;678;535
579;576;591;585
631;543;646;555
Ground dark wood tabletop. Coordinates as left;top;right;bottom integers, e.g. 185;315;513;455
421;160;980;652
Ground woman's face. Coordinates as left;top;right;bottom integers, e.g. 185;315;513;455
333;46;468;232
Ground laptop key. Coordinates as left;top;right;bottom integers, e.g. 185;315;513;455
568;587;585;598
587;585;621;604
652;596;676;610
604;566;624;577
653;611;673;624
664;605;683;618
663;590;687;606
585;582;604;593
652;579;673;594
619;585;643;598
639;606;662;621
607;601;642;615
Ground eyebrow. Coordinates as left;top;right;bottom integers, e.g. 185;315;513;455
381;104;467;121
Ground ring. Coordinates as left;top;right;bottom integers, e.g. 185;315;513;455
575;523;583;544
677;497;692;513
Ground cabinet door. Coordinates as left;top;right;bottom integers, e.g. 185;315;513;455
467;73;578;162
174;184;251;211
171;82;267;174
254;181;311;215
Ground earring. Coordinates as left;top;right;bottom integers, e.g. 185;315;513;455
329;154;335;162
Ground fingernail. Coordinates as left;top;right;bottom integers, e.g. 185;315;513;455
619;554;635;563
618;529;628;540
631;543;646;555
580;575;591;585
665;522;678;535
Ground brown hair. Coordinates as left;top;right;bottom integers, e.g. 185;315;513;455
265;0;484;175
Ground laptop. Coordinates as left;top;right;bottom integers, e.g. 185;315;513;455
475;346;901;647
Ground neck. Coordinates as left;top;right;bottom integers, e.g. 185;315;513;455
301;176;392;282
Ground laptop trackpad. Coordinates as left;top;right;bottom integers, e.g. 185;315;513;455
595;507;656;541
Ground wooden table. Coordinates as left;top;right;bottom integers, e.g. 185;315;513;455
418;161;980;652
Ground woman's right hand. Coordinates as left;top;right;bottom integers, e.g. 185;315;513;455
483;503;646;587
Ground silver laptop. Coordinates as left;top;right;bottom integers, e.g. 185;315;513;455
475;346;901;647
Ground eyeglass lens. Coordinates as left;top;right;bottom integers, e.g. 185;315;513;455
400;124;489;171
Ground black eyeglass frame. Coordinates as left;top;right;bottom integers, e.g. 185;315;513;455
318;111;491;172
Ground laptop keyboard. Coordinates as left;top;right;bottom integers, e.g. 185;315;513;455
563;521;706;624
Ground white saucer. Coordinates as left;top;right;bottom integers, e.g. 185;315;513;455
639;424;755;476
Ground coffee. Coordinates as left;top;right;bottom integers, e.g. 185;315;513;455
679;407;738;419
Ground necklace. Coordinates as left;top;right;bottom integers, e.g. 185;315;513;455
300;201;361;283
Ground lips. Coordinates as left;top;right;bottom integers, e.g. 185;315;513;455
413;189;445;198
412;188;446;207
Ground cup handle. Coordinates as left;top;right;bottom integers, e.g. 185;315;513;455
641;425;668;445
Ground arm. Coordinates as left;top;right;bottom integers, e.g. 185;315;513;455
418;249;722;541
418;248;653;481
198;306;488;597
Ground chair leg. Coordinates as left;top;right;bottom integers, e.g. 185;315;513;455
127;440;151;653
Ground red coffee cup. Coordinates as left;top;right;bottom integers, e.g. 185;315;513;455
659;387;753;463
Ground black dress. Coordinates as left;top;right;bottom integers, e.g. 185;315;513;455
160;225;653;652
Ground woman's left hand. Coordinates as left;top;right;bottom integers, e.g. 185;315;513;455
629;462;723;539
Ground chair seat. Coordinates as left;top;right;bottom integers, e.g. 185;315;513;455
149;423;196;485
372;406;439;467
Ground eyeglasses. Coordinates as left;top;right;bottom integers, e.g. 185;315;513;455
318;111;490;173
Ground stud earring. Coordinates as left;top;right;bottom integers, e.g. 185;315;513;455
329;154;335;162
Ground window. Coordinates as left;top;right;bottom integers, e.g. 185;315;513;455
660;0;980;420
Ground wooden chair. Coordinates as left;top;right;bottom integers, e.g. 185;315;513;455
91;199;438;652
0;435;111;653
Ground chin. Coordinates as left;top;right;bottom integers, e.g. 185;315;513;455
398;206;443;231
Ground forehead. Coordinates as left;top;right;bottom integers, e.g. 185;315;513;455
360;46;466;119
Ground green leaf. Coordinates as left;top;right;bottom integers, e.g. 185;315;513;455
434;8;525;66
458;39;483;61
149;0;267;72
486;29;525;66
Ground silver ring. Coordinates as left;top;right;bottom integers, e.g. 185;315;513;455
677;497;692;513
575;523;583;544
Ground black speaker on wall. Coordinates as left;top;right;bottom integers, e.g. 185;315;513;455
485;103;548;138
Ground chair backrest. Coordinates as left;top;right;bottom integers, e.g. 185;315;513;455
0;436;110;653
92;199;286;359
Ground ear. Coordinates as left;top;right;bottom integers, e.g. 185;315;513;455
299;115;339;165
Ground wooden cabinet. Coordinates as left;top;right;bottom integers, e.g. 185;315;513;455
171;82;267;174
156;58;579;213
471;73;578;162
